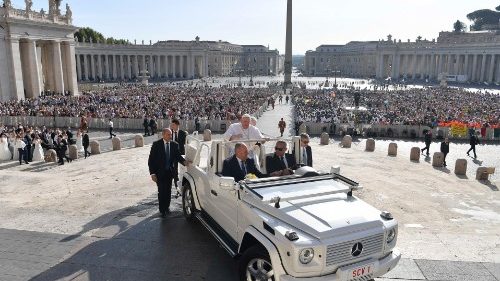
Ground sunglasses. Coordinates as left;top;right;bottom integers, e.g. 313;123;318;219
274;147;285;151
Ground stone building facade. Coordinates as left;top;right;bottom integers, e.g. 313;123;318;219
305;31;500;84
74;39;282;82
0;1;78;102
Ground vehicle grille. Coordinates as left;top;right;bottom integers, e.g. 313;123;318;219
325;233;384;267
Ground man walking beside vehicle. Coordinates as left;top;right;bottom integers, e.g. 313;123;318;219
148;128;188;218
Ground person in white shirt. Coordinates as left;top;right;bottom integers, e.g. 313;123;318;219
223;114;265;170
108;119;116;139
14;135;28;165
224;114;263;142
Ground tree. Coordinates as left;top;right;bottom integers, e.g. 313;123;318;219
496;5;500;11
453;20;466;32
75;27;105;43
466;8;500;31
75;27;129;44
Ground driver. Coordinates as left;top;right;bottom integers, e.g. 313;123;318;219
266;140;296;177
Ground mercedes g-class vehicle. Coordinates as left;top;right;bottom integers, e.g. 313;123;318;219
179;135;401;281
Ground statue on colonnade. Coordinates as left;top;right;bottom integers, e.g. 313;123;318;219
3;0;12;9
25;0;33;13
65;3;72;20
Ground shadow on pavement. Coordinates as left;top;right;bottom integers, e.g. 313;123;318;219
30;202;238;281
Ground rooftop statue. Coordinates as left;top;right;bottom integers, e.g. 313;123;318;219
25;0;32;12
3;0;12;9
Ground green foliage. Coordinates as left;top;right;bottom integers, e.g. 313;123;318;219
466;8;500;31
74;27;129;44
453;20;466;32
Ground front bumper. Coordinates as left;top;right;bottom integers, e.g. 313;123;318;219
279;249;401;281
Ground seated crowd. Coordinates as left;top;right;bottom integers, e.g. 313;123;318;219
0;84;275;121
293;87;500;127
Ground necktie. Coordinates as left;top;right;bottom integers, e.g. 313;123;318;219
280;156;287;169
165;142;171;169
241;161;247;175
173;131;177;142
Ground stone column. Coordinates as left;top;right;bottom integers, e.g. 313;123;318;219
51;41;64;93
90;54;96;81
127;55;132;79
180;55;184;78
454;54;460;74
446;54;453;75
173;55;177;78
410;54;417;79
464;54;469;79
488;54;496;83
391;54;399;80
112;55;118;80
437;54;444;76
376;53;383;78
97;54;102;80
61;41;78;95
83;54;88;80
190;55;195;79
471;54;478;82
24;40;42;98
479;54;487;82
6;38;25;100
140;55;146;73
76;54;82;81
104;54;109;80
495;56;500;84
118;55;123;80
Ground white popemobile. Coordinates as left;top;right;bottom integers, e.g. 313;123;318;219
178;135;401;281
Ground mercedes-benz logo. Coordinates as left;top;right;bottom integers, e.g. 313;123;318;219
351;242;363;257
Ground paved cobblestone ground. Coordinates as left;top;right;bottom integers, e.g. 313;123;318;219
0;102;498;281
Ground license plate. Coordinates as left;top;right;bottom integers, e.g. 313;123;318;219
348;263;374;280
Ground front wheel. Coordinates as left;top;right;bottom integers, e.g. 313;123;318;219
182;183;196;220
239;245;274;281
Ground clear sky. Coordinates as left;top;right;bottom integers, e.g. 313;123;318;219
11;0;500;54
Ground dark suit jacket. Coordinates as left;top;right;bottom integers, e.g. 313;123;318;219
292;146;313;167
82;134;90;147
265;153;297;174
148;139;185;179
173;130;187;155
222;155;267;182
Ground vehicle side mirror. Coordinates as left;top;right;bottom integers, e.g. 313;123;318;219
219;177;236;190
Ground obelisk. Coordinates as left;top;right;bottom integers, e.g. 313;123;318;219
284;0;292;87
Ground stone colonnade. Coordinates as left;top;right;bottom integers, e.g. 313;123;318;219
7;38;78;99
75;52;207;81
376;52;500;83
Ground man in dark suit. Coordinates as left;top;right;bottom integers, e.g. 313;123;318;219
293;133;313;167
222;142;267;182
266;140;296;176
170;119;187;155
82;133;90;159
467;131;479;159
148;128;187;218
170;119;188;189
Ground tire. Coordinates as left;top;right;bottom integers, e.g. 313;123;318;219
238;245;275;281
182;183;196;220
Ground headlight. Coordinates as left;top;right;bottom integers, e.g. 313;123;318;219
299;248;315;264
387;228;396;244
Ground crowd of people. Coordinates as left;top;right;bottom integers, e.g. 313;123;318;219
293;87;500;127
0;124;90;165
0;85;275;121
